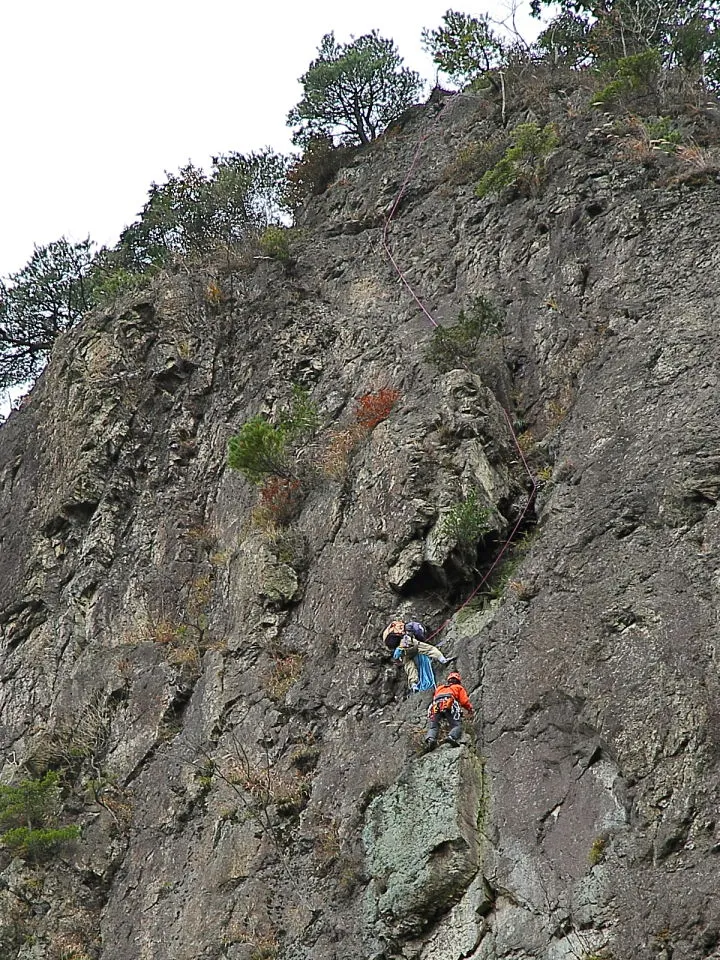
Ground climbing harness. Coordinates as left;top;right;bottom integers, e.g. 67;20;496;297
429;689;459;719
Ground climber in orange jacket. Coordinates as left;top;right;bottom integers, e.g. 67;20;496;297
424;672;474;749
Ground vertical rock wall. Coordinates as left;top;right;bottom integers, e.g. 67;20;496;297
1;84;720;960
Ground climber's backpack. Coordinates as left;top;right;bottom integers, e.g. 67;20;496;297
430;689;456;718
405;620;426;642
383;620;406;651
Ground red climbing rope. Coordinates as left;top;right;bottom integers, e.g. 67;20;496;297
380;91;539;644
381;131;439;328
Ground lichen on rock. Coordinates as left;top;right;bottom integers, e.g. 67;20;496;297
363;748;484;945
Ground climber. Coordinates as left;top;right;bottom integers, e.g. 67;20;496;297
382;618;455;693
424;672;474;749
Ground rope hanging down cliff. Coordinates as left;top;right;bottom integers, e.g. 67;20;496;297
380;90;538;644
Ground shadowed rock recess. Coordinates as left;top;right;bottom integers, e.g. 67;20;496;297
2;85;720;960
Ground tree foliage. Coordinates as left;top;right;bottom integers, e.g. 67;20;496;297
288;31;424;146
0;237;94;391
426;295;504;370
227;387;320;484
533;0;720;81
0;771;79;861
0;150;293;397
114;150;292;272
422;10;507;86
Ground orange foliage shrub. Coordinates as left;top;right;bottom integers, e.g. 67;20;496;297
255;478;303;526
354;388;401;431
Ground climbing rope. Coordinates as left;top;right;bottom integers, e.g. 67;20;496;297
380;90;539;645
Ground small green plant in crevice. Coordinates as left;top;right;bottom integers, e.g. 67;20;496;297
426;295;504;371
441;489;492;547
280;383;321;437
613;114;684;164
0;771;80;861
475;121;559;198
194;759;216;793
537;464;553;483
644;116;683;152
257;225;292;263
443;135;509;185
588;835;608;866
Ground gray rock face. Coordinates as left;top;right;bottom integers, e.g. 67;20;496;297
363;748;484;946
1;80;720;960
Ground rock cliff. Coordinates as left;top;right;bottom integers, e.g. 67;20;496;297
2;77;720;960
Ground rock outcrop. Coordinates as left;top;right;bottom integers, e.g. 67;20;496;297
1;77;720;960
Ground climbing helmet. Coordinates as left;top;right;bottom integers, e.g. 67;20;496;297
446;671;462;685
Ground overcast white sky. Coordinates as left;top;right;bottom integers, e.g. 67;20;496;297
0;0;542;279
0;0;541;415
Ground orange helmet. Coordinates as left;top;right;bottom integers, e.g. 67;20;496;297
446;671;462;685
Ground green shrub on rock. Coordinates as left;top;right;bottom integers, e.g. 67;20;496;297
442;489;492;546
443;135;510;185
227;386;319;485
1;824;80;859
0;771;79;862
475;121;559;198
228;416;290;484
426;295;504;371
258;226;292;263
593;50;661;107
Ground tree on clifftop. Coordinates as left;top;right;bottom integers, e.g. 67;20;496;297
0;237;94;392
287;31;424;146
532;0;720;80
422;10;507;87
113;150;292;272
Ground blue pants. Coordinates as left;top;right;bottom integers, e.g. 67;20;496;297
425;711;462;744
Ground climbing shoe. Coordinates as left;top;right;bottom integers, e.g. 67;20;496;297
444;737;462;748
424;738;437;751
